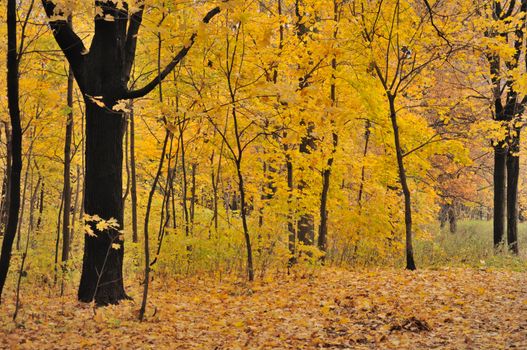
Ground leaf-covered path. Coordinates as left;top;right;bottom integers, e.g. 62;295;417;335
1;268;526;349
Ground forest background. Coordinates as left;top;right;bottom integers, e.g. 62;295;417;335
0;0;527;348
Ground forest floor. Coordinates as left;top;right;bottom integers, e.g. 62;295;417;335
0;267;526;349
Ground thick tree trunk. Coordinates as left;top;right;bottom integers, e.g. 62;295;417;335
493;146;507;248
0;0;23;299
41;0;221;305
507;152;519;254
78;102;127;305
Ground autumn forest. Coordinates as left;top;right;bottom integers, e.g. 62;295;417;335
0;0;527;348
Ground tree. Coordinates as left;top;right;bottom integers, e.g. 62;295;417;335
360;0;453;270
41;0;220;304
0;0;24;300
485;0;527;254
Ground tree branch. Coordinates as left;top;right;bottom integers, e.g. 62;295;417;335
123;3;145;82
121;6;221;100
41;0;87;90
422;0;452;47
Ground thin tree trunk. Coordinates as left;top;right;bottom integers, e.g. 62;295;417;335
16;162;30;251
2;123;12;231
357;120;371;207
318;10;339;254
0;0;24;300
130;101;138;243
14;173;40;321
36;180;44;230
62;61;74;264
79;94;85;223
448;204;457;234
494;146;507;248
286;156;296;267
178;116;190;237
157;135;173;242
211;151;219;234
190;163;196;231
70;165;81;245
122;114;130;203
236;161;254;281
53;192;64;286
507;150;519;254
388;95;416;270
139;130;170;321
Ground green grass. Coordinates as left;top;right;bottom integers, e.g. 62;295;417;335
415;220;527;271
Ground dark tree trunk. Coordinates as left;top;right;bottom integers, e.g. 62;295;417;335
507;151;519;254
439;204;448;229
448;205;457;234
1;123;12;233
318;133;337;254
139;131;169;321
357;120;371;208
318;167;331;253
17;161;30;251
190;163;196;228
388;96;415;271
36;181;44;230
297;128;316;246
493;146;507;248
0;0;23;299
293;0;317;249
236;162;254;281
178;116;190;237
210;148;221;234
42;0;220;304
78;103;127;305
297;211;314;245
130;102;138;243
0;131;10;233
62;63;74;263
53;191;64;285
70;165;81;244
318;30;338;254
286;156;296;267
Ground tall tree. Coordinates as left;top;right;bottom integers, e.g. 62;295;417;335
62;22;75;263
0;0;24;300
487;0;526;253
41;0;220;304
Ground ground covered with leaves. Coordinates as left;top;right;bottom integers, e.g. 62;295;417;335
0;268;526;349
